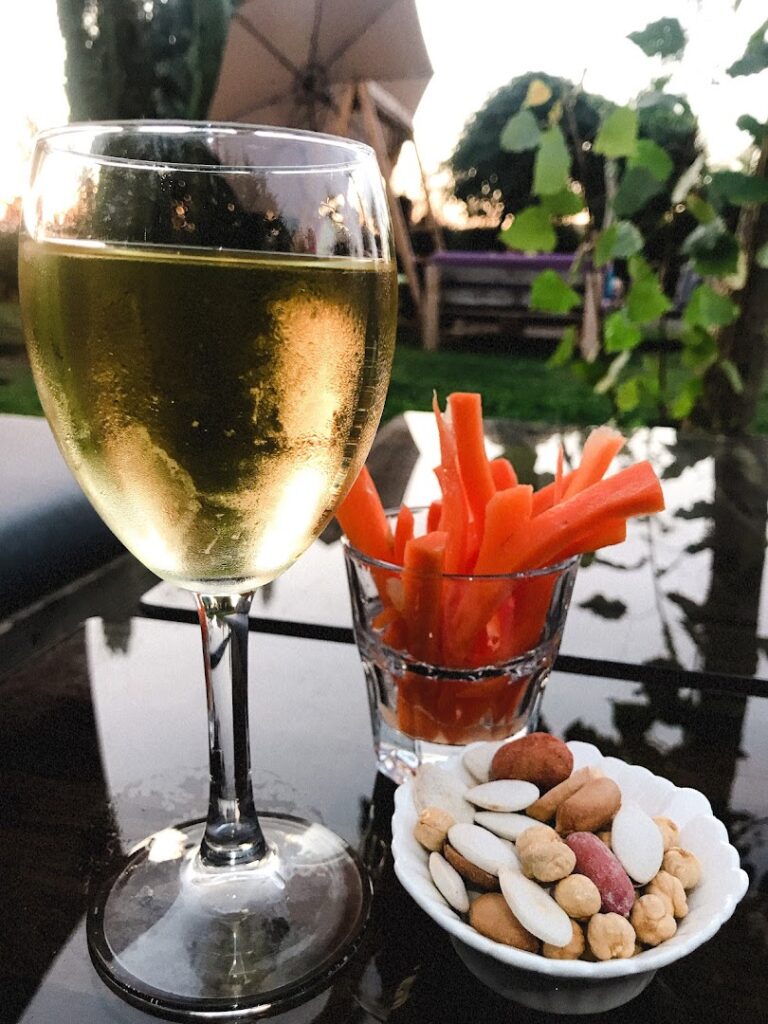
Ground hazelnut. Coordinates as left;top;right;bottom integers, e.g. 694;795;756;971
653;816;680;852
554;873;602;919
663;847;702;890
413;807;455;851
516;824;559;858
587;913;636;960
630;893;677;946
543;920;585;960
646;870;688;918
520;840;576;883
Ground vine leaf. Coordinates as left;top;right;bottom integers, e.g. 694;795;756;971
627;277;673;323
530;270;582;314
629;139;674;183
595;221;644;267
541;188;584;216
710;170;768;205
686;194;717;224
525;78;553;107
681;220;740;276
594;107;638;159
500;109;541;153
727;19;768;77
499;207;556;252
628;18;687;59
604;310;643;352
614;167;664;217
736;114;768;144
683;283;739;329
533;125;571;196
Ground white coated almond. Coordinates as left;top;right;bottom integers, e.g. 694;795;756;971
429;851;469;913
611;800;664;884
499;865;573;948
462;741;505;783
467;780;540;812
474;811;535;841
448;823;519;876
414;764;474;824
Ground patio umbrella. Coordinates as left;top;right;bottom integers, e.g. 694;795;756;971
208;0;433;159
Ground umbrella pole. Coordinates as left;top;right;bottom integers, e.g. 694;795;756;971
357;81;422;316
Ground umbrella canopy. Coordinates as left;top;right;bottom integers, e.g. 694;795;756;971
209;0;432;156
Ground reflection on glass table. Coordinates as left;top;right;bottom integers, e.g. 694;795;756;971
142;416;768;684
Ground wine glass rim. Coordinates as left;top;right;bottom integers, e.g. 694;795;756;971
34;120;378;174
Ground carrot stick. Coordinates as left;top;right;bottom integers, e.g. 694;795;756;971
473;486;533;575
490;458;518;490
448;392;495;532
554;443;566;503
393;504;415;565
427;499;443;532
562;426;625;500
402;531;446;663
508;460;664;573
433;394;472;573
335;465;393;563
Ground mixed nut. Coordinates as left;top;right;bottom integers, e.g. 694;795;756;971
411;733;702;962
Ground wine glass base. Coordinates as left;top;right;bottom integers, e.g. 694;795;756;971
87;816;372;1021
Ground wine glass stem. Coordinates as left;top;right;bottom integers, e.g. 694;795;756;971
195;592;268;867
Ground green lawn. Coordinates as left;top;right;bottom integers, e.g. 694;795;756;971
384;343;611;426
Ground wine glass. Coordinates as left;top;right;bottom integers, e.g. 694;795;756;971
20;122;396;1019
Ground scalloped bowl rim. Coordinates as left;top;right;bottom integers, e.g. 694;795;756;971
392;740;749;980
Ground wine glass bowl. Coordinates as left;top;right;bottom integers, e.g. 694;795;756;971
20;122;396;1019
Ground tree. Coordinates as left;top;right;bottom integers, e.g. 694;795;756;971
448;70;702;248
56;0;236;121
491;16;768;432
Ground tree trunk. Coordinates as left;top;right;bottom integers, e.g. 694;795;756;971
692;140;768;433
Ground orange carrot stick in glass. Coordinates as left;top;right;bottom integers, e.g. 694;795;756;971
490;457;518;490
393;504;415;565
335;465;392;563
448;392;495;533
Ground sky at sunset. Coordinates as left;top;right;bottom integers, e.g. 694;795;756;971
1;0;766;215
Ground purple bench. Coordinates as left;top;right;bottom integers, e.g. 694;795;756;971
422;250;582;351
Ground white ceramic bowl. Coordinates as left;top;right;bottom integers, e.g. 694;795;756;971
391;741;749;1016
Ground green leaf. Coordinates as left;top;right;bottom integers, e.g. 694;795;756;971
737;114;768;144
628;18;687;59
628;254;654;281
719;358;744;393
756;242;768;268
614;166;664;217
670;378;703;420
683;283;739;329
727;19;768;77
533;125;571;196
499;206;556;253
710;170;768;205
681;220;740;276
594;221;644;267
524;78;553;107
686;194;717;224
627;277;673;323
500;109;542;152
594;107;638;159
681;327;717;369
604;310;643;352
616;378;641;413
548;325;577;367
530;270;582;314
628;139;674;182
540;188;585;216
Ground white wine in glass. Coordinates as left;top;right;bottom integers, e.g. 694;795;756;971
20;122;396;1019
